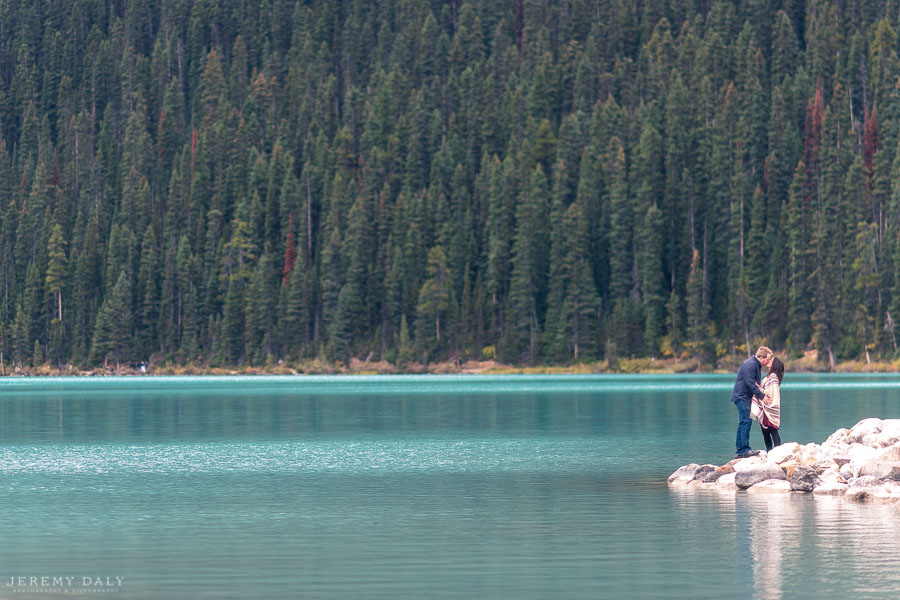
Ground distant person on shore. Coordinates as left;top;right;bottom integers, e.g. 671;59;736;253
732;346;773;459
753;357;783;451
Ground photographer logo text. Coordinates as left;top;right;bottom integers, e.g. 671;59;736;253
6;576;125;593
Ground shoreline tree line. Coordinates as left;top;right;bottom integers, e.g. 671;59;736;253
1;0;899;369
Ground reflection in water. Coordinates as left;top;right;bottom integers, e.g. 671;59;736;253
812;496;900;591
673;488;900;599
673;490;791;599
745;494;792;600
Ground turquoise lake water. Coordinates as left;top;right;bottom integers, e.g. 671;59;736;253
1;374;900;599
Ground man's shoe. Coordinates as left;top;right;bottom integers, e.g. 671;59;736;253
734;450;761;459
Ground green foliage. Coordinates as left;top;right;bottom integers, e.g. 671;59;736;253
2;1;900;369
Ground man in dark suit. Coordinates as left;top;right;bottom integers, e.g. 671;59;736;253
732;346;773;459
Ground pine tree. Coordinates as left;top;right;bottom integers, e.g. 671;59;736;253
638;202;664;356
90;271;134;367
686;248;708;346
561;199;600;360
501;166;548;363
606;137;632;302
415;245;453;358
44;223;66;324
44;223;67;365
485;155;516;339
787;159;812;351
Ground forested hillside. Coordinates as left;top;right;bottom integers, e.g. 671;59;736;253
2;0;900;369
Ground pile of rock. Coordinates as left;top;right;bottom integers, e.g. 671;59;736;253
668;418;900;502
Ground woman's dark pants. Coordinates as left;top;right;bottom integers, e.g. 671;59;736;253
760;425;781;451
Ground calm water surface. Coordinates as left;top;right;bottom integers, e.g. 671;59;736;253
1;374;899;599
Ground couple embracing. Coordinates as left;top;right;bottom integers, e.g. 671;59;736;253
731;346;784;459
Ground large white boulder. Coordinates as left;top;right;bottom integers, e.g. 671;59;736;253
805;443;827;465
858;459;900;480
715;472;737;489
874;420;900;448
733;455;767;472
875;442;900;462
824;428;850;447
847;418;884;444
766;442;800;465
820;443;851;462
818;469;846;486
847;444;880;477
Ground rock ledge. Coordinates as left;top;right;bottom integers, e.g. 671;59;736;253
668;418;900;502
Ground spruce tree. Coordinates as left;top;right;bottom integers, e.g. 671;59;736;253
90;271;134;367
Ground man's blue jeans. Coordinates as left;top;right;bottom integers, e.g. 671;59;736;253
734;398;752;455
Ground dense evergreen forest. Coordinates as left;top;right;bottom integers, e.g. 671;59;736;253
4;0;900;369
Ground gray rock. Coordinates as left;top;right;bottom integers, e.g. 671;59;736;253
701;470;723;483
701;464;734;483
790;465;822;492
832;455;851;467
692;464;718;482
735;463;788;489
668;463;701;485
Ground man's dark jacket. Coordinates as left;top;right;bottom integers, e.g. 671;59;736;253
731;356;766;404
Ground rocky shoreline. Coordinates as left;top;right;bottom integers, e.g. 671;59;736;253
668;418;900;502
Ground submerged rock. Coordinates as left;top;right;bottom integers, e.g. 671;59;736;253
845;476;884;501
813;482;849;496
667;419;900;504
747;479;793;493
870;480;900;502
